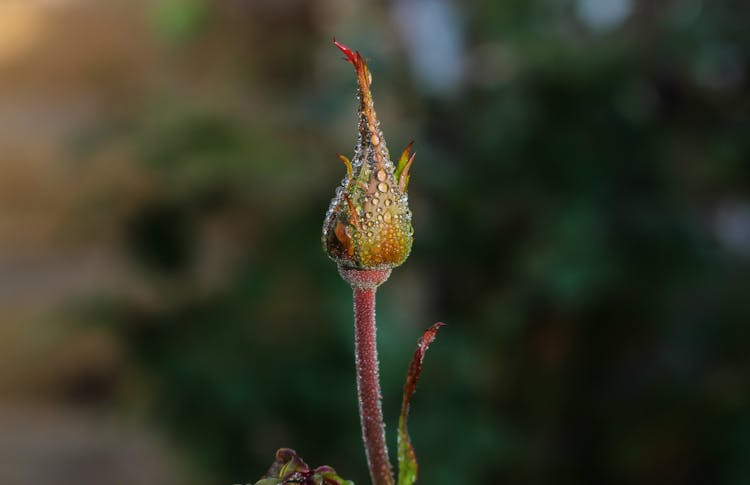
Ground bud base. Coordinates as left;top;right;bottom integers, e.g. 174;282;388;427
338;266;392;289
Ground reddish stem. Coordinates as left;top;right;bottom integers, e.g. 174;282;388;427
340;267;394;485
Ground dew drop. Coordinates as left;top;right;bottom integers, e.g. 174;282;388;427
377;182;388;193
367;231;373;237
383;211;392;223
371;134;380;146
377;214;383;221
365;211;373;219
372;197;380;206
384;198;392;206
376;169;387;182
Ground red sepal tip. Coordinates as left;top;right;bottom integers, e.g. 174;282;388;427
333;37;358;66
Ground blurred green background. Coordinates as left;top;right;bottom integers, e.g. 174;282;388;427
0;0;748;484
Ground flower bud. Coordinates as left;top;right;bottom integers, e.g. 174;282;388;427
323;39;416;270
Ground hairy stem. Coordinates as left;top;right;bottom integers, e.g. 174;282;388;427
341;267;394;485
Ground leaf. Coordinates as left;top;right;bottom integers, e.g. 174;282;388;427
314;465;355;485
255;448;354;485
397;322;446;485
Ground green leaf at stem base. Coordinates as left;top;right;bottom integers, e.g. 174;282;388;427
255;448;354;485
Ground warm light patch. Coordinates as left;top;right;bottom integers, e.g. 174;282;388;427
0;4;47;67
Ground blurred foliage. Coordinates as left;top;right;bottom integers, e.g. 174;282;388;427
152;0;211;43
81;0;750;484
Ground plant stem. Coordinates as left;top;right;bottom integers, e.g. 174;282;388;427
340;267;394;485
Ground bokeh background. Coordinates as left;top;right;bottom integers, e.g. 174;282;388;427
1;0;748;484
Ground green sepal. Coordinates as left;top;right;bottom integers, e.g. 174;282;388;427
394;141;414;190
